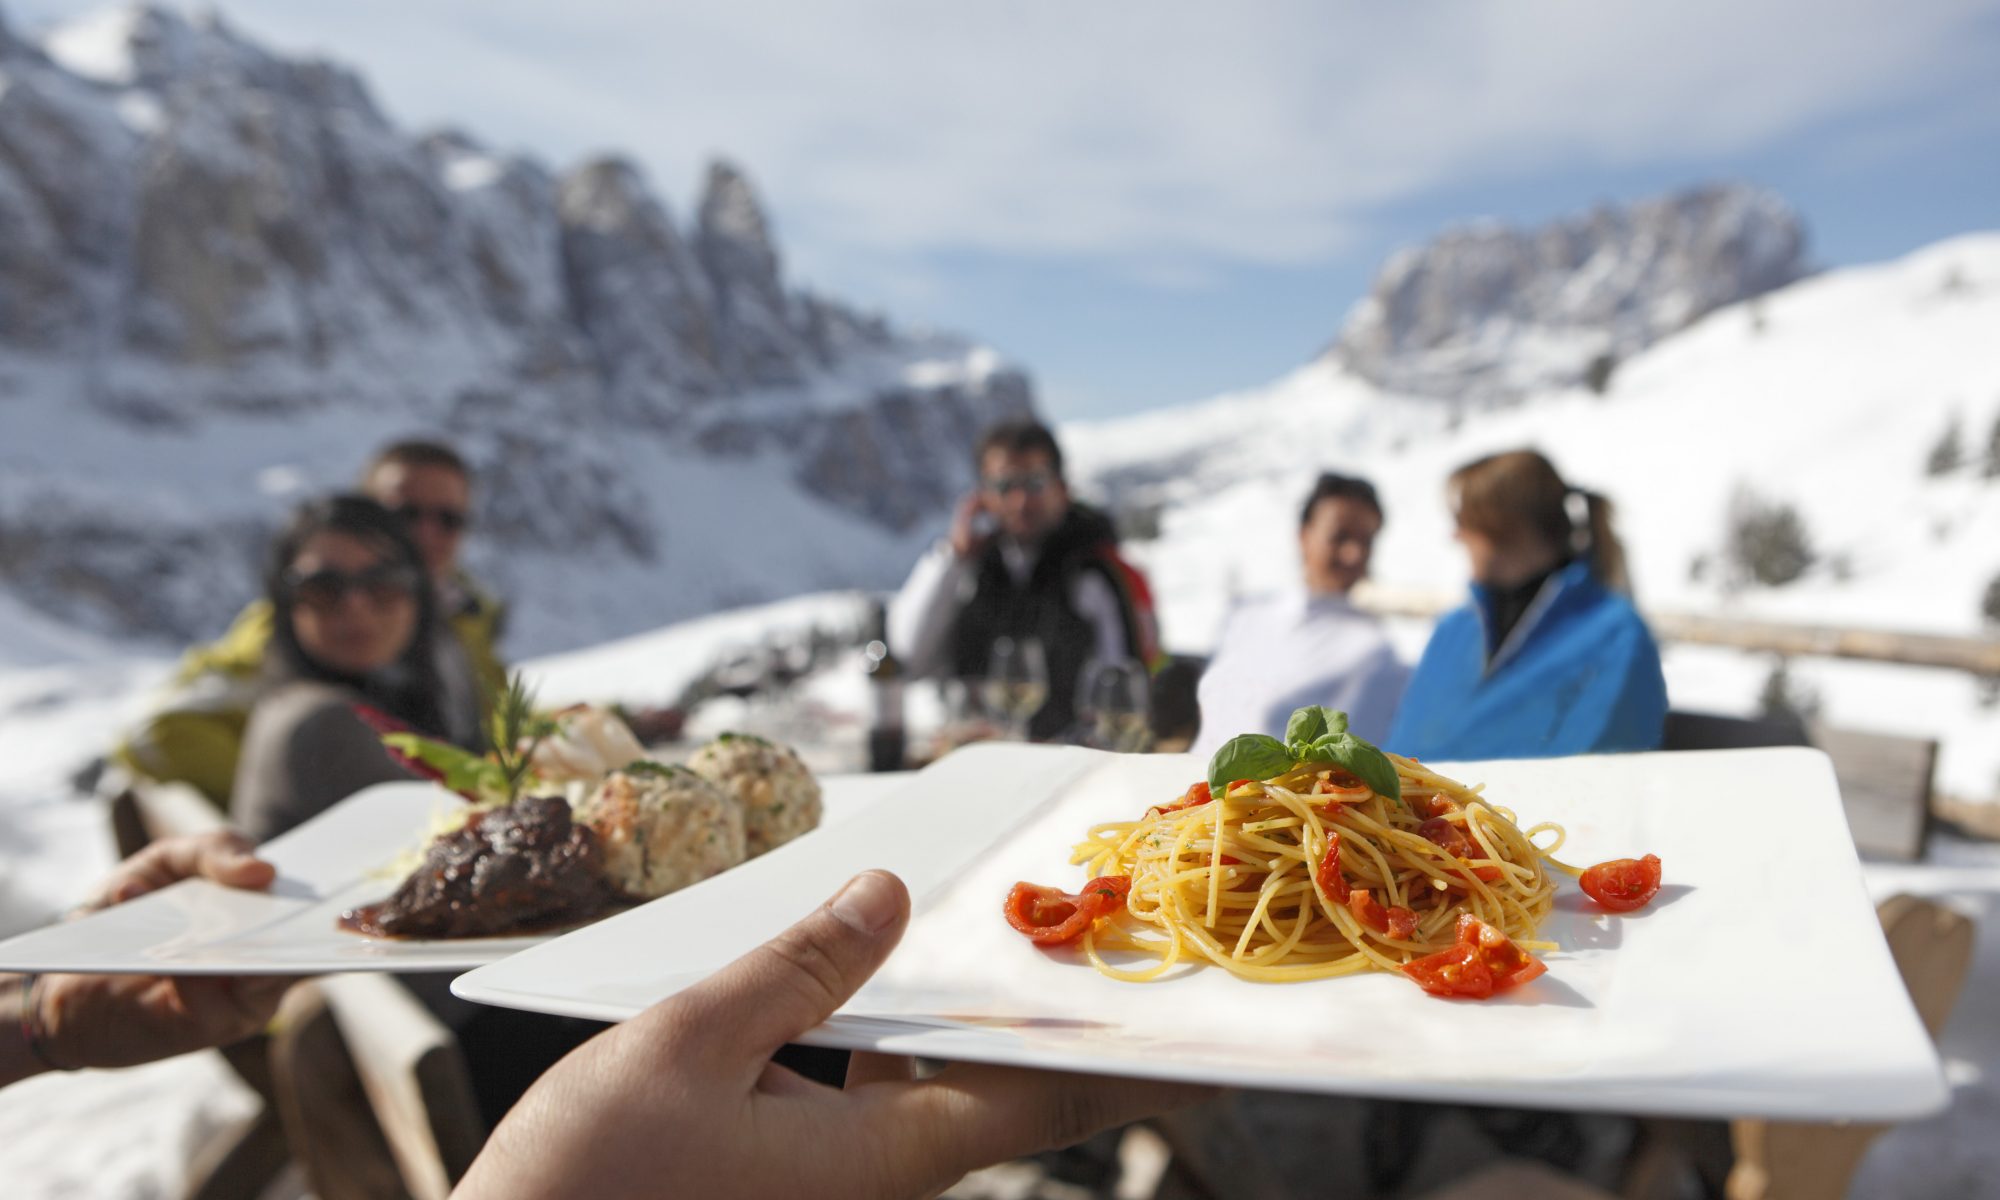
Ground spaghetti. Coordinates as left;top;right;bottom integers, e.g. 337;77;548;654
1067;755;1567;986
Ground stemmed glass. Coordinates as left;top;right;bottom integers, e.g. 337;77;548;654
713;644;769;705
1076;658;1153;752
983;637;1049;742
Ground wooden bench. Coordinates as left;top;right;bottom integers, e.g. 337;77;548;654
1661;711;1939;861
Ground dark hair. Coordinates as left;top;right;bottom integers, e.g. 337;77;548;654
362;439;471;485
263;494;450;738
1299;473;1384;528
1449;449;1630;593
974;419;1064;480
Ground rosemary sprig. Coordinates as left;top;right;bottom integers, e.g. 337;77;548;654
488;671;557;804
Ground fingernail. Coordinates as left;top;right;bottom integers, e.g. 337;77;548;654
828;871;899;934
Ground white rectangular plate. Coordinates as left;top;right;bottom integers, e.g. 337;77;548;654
0;773;911;976
452;744;1947;1121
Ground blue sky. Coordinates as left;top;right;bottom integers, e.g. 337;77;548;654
15;0;2000;420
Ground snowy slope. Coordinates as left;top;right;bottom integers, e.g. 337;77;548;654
1065;233;2000;799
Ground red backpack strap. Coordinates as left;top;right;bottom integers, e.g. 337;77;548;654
1088;545;1165;670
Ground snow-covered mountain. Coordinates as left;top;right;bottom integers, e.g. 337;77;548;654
1331;183;1809;403
1066;230;2000;800
0;4;1032;654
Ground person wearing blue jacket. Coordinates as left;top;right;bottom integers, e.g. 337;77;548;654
1388;449;1666;760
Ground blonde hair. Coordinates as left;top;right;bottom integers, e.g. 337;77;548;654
1449;449;1630;593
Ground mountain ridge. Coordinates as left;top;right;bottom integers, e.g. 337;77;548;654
1329;182;1810;403
0;2;1031;653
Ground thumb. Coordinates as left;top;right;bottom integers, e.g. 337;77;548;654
656;870;910;1076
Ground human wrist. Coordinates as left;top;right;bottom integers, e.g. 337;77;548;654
2;973;72;1086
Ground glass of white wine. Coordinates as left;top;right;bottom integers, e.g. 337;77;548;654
1076;657;1153;752
984;636;1049;742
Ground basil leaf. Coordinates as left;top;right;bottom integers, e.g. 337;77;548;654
1297;731;1402;805
1283;706;1346;750
1207;734;1295;797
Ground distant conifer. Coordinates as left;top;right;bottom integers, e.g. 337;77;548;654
1927;413;1965;476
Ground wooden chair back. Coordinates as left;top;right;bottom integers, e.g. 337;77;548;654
1661;711;1939;861
1725;894;1975;1200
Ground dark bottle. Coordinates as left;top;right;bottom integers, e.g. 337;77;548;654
864;600;906;772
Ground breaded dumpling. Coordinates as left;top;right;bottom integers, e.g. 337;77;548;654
686;732;822;857
576;765;745;900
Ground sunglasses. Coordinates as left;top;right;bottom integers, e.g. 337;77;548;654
392;504;469;533
285;563;421;612
982;470;1055;497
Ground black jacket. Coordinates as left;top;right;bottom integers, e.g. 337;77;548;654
949;504;1147;740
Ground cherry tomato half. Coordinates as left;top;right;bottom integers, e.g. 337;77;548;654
1315;832;1350;902
1348;888;1418;940
1003;876;1131;945
1401;915;1546;999
1580;854;1663;912
1148;780;1213;818
1417;816;1503;883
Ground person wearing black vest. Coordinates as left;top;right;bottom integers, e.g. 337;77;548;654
888;420;1154;742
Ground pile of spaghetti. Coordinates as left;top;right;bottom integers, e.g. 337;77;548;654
1066;756;1565;988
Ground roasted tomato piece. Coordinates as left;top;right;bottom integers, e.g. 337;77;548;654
1403;940;1493;998
1148;780;1213;817
1311;768;1372;801
1580;854;1663;912
1347;888;1418;940
1314;832;1350;902
1417;816;1502;883
1408;791;1461;819
1004;876;1131;945
1403;915;1545;998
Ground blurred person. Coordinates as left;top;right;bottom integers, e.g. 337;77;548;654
455;869;1207;1200
1191;473;1407;756
889;420;1159;741
228;494;600;1127
1387;450;1665;759
114;439;505;806
2;832;288;1087
231;492;469;840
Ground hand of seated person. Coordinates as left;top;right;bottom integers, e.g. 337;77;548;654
455;870;1211;1200
28;832;291;1072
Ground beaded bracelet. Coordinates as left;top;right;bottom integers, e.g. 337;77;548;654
17;973;75;1073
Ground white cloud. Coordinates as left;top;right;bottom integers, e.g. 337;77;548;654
13;0;1999;275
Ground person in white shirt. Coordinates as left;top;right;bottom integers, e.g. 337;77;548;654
1191;473;1407;757
889;420;1156;741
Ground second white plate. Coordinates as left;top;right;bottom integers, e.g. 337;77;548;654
0;773;910;975
451;744;1947;1121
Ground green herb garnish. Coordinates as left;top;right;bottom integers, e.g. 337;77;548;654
1205;706;1401;806
623;759;697;779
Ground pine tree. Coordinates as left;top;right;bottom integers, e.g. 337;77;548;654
1927;413;1964;476
1725;487;1815;587
1758;658;1820;724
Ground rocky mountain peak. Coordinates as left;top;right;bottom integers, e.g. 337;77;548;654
1331;182;1810;403
695;158;807;386
697;158;781;287
558;157;660;235
0;1;1036;650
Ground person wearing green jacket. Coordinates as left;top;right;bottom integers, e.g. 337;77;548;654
114;440;507;807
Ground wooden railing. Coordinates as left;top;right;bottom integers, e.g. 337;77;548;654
1351;583;2000;676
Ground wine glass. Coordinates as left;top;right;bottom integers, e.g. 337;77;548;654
713;644;769;704
983;637;1049;741
1076;657;1153;752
